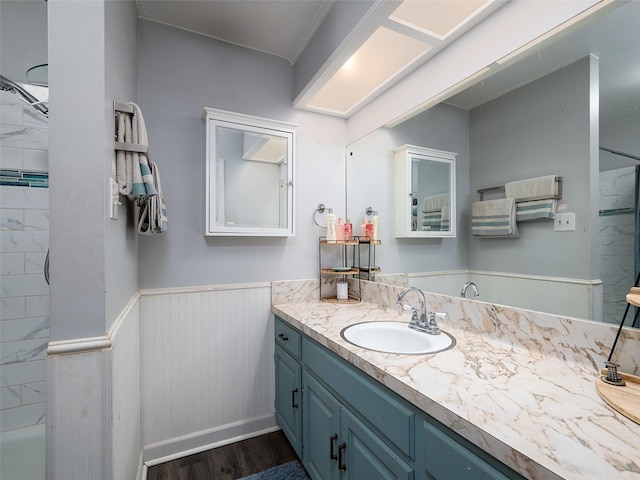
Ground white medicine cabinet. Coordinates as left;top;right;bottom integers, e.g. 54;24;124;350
394;144;457;238
204;108;295;236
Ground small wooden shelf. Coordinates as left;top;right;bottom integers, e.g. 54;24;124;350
596;369;640;425
319;239;359;246
320;296;360;304
320;268;359;275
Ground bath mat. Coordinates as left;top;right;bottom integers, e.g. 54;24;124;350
237;460;310;480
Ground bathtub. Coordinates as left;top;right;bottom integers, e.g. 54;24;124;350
0;424;45;480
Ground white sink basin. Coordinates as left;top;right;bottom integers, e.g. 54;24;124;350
341;321;455;355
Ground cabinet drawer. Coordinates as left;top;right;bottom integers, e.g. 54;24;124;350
275;316;301;360
303;336;415;459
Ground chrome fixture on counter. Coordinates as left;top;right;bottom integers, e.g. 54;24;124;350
461;281;480;298
396;287;443;335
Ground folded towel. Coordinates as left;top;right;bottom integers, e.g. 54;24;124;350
441;205;450;231
505;175;557;201
138;160;168;234
516;199;557;221
472;198;519;237
423;193;450;213
422;211;442;230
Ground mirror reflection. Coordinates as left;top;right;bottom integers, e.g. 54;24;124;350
346;2;640;327
394;144;456;237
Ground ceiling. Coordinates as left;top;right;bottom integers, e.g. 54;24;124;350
136;0;640;126
445;0;640;127
136;0;505;118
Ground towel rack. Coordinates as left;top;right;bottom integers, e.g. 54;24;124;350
477;177;562;201
113;101;148;153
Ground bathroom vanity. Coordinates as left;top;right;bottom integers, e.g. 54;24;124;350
275;315;525;479
271;283;640;480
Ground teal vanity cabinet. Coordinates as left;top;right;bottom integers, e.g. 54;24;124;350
274;316;526;480
274;319;302;456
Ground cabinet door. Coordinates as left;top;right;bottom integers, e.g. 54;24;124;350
340;409;414;480
275;346;302;456
423;419;524;480
302;373;342;480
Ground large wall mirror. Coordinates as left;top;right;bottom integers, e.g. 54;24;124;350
204;108;295;236
346;1;640;327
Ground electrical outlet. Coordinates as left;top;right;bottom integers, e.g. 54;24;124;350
554;212;575;231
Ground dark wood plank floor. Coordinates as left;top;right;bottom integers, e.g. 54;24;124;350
146;430;299;480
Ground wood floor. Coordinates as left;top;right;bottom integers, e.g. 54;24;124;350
146;430;299;480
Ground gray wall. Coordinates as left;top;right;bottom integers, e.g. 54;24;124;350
468;56;596;279
346;102;470;274
137;20;347;289
48;0;139;341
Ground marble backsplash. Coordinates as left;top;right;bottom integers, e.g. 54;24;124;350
272;278;640;377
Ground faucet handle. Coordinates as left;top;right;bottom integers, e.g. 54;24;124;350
425;311;447;335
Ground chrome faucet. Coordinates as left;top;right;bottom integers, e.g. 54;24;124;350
461;281;480;298
396;287;442;335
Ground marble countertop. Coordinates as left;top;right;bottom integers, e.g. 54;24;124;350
272;300;640;480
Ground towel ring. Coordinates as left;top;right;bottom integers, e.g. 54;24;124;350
313;203;330;228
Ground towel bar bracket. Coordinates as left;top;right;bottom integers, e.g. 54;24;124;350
113;101;149;153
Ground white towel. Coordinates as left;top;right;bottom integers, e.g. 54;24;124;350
138;160;168;234
129;103;157;199
472;198;519;237
516;199;557;221
423;194;450;213
441;205;450;231
505;175;557;201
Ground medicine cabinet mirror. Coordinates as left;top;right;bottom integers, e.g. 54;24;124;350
394;144;456;238
204;108;295;236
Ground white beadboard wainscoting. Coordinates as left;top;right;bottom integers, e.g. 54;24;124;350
409;270;603;321
46;293;141;480
140;283;277;464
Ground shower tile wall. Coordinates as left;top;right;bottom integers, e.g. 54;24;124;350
599;166;635;325
0;89;49;432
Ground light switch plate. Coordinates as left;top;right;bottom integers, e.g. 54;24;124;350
554;212;575;231
109;178;119;220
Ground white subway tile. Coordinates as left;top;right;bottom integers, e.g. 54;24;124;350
0;402;44;431
0;209;24;231
23;109;48;129
0;360;44;386
0;146;22;169
23;210;48;231
0;317;48;342
0;338;48;365
0;274;49;298
1;386;21;410
0;297;25;320
21;381;45;405
0;186;48;209
0;231;48;253
24;252;46;274
22;149;48;171
0;103;23;126
0;253;24;275
0;125;48;150
25;295;48;317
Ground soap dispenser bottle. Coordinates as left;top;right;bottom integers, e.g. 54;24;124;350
336;217;345;241
372;211;379;241
326;209;337;242
344;218;353;240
